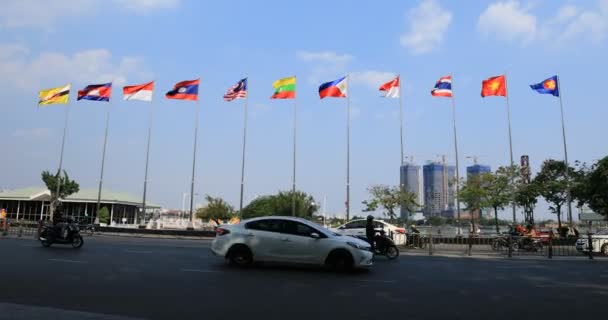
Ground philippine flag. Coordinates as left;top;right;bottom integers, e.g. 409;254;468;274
319;76;347;99
123;81;154;102
166;79;199;101
431;76;452;98
379;76;400;98
77;83;112;102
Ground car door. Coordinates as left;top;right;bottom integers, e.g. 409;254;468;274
349;220;367;237
276;220;326;264
243;219;284;261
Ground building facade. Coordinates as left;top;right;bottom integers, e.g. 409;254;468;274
0;187;160;225
399;163;422;220
466;164;491;178
423;163;456;217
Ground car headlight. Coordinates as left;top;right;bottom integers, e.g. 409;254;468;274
347;241;371;251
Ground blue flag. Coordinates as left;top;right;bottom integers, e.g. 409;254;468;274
530;76;559;97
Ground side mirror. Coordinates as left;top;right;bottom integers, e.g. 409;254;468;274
310;232;320;239
338;226;345;230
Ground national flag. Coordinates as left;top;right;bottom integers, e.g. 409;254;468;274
166;79;199;101
481;75;507;97
530;76;559;97
78;83;112;102
38;84;70;106
319;76;347;99
431;75;453;97
379;76;400;98
123;81;154;102
224;78;248;102
270;76;296;99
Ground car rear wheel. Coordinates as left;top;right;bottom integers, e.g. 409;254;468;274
325;249;354;271
227;245;253;267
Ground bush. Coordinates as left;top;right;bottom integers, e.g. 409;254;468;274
98;207;110;224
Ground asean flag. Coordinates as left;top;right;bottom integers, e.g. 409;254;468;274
319;76;347;99
166;79;199;101
481;75;507;97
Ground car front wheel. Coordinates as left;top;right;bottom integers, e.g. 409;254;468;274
325;249;354;271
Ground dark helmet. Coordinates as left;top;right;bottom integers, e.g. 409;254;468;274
366;215;374;221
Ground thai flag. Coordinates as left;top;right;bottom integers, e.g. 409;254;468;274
431;76;452;98
77;83;112;102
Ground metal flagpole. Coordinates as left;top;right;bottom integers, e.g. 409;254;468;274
450;74;462;227
346;74;351;222
95;107;111;223
504;74;517;222
51;94;71;220
141;98;154;226
398;75;404;166
188;98;201;229
556;75;573;225
239;91;249;214
291;95;297;216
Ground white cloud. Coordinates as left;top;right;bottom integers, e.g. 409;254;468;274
350;71;397;91
11;127;51;139
0;0;180;28
477;1;537;45
400;0;453;55
554;0;608;43
0;44;152;90
296;50;353;84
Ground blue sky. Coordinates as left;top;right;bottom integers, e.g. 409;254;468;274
0;0;607;220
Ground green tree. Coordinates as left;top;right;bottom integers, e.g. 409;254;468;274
485;166;517;233
240;191;318;219
196;195;236;225
513;181;539;226
534;159;574;229
97;207;110;224
361;184;419;220
41;170;80;220
459;173;491;232
428;216;444;226
585;157;608;217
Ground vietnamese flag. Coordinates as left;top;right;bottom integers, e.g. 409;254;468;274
481;75;507;97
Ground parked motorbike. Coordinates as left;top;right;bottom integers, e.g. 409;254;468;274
491;235;542;252
39;218;84;249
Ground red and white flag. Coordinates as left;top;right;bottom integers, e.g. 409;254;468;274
123;81;154;102
379;76;400;98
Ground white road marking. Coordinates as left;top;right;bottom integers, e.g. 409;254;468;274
123;249;153;254
180;268;219;273
356;279;397;284
20;244;38;247
48;258;88;264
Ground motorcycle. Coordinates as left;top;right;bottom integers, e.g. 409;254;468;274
39;218;84;249
491;235;542;252
356;229;399;260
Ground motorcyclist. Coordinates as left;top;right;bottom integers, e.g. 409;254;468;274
365;215;376;252
52;204;68;239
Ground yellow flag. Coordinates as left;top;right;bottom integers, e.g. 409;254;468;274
38;84;70;105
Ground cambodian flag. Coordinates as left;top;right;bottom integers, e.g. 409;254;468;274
319;76;347;99
166;79;199;101
77;83;112;102
431;76;452;98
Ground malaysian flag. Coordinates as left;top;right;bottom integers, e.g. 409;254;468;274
224;78;248;101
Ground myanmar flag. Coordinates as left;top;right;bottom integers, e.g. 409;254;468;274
38;84;70;106
481;75;507;97
271;76;295;99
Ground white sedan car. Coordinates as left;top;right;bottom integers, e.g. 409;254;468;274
211;216;374;270
333;219;406;238
575;229;608;256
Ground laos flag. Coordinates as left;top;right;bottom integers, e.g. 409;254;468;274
166;79;199;101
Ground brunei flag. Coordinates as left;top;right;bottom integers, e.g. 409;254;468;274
38;84;70;106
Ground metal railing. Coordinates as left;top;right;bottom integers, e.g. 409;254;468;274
402;233;608;259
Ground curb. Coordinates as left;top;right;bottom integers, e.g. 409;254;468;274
95;232;214;241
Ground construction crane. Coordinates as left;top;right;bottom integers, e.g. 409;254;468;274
465;155;486;164
403;154;424;164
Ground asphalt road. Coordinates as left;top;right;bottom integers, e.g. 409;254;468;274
0;236;606;320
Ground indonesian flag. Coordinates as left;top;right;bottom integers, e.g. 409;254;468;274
123;81;154;101
379;76;400;98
